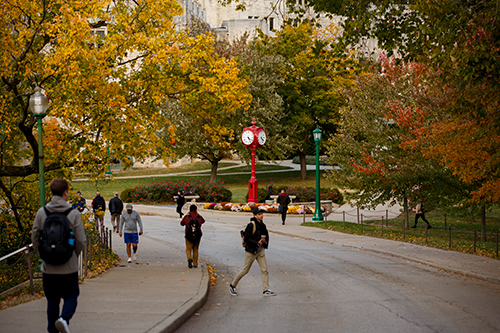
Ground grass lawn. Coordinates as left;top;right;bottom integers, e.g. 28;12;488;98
75;161;239;179
73;167;335;202
304;207;500;259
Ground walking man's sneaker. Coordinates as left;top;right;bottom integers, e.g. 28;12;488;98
411;225;417;228
133;254;137;262
188;258;193;268
127;257;132;263
427;224;432;229
55;317;71;333
263;289;277;297
229;284;237;296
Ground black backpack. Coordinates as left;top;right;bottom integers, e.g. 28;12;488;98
39;207;75;265
93;196;105;210
186;215;202;243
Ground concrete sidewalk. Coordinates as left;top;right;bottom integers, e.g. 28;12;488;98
0;232;208;333
1;204;499;333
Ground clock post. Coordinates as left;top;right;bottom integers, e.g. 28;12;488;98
241;118;266;204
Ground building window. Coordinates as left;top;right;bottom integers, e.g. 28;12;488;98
269;17;274;31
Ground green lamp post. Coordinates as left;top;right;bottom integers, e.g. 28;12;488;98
29;86;49;207
312;127;324;221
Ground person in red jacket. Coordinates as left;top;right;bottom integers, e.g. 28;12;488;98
180;205;205;268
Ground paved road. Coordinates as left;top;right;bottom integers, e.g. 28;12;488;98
158;212;500;333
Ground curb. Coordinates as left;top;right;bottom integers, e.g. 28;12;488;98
146;264;210;333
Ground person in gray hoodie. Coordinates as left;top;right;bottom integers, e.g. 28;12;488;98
32;178;86;333
119;203;143;263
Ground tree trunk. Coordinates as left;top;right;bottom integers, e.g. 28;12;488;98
299;151;307;180
480;204;486;241
469;204;475;224
210;159;219;181
403;196;409;229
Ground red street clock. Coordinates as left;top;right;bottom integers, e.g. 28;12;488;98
241;119;266;203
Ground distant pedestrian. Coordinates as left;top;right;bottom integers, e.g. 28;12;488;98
109;192;124;233
412;202;432;229
229;208;276;297
32;178;86;333
119;203;143;263
91;191;106;227
176;190;186;219
180;205;205;268
71;190;86;213
277;189;291;225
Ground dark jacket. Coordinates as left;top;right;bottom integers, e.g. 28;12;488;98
243;217;269;254
92;195;106;212
176;194;186;206
180;211;205;237
109;196;124;214
71;196;86;213
277;193;291;207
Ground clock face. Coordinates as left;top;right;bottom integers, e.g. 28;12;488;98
258;130;266;145
241;130;255;145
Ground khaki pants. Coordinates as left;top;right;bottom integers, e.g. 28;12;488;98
185;238;200;266
232;250;269;292
111;213;121;230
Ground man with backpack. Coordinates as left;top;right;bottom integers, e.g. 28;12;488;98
31;178;86;333
119;203;143;263
229;208;276;297
180;204;205;268
108;192;124;233
91;191;106;227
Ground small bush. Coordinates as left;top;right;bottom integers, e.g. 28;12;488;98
120;188;134;202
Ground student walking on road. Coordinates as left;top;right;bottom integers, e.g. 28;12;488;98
180;205;205;268
71;190;86;213
32;178;86;333
412;202;432;229
277;189;291;225
91;192;106;227
109;192;124;233
119;204;143;263
229;208;276;297
176;190;186;219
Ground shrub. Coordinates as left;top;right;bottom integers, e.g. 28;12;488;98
268;185;343;203
120;188;135;202
320;187;344;204
127;179;232;203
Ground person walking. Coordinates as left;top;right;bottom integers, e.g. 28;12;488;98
91;191;106;228
176;190;186;219
229;208;276;297
412;202;432;229
180;204;205;268
32;178;86;333
109;192;124;233
276;189;291;225
119;203;143;263
71;190;86;213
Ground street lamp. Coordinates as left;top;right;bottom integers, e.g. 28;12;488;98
29;86;49;207
312;127;324;221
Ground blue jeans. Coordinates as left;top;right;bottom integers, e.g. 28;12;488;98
43;272;79;333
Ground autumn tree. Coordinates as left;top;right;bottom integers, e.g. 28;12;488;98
255;21;359;179
327;55;469;226
0;0;251;249
161;30;289;180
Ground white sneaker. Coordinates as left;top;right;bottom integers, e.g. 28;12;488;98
127;257;132;263
133;254;137;262
55;317;70;333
